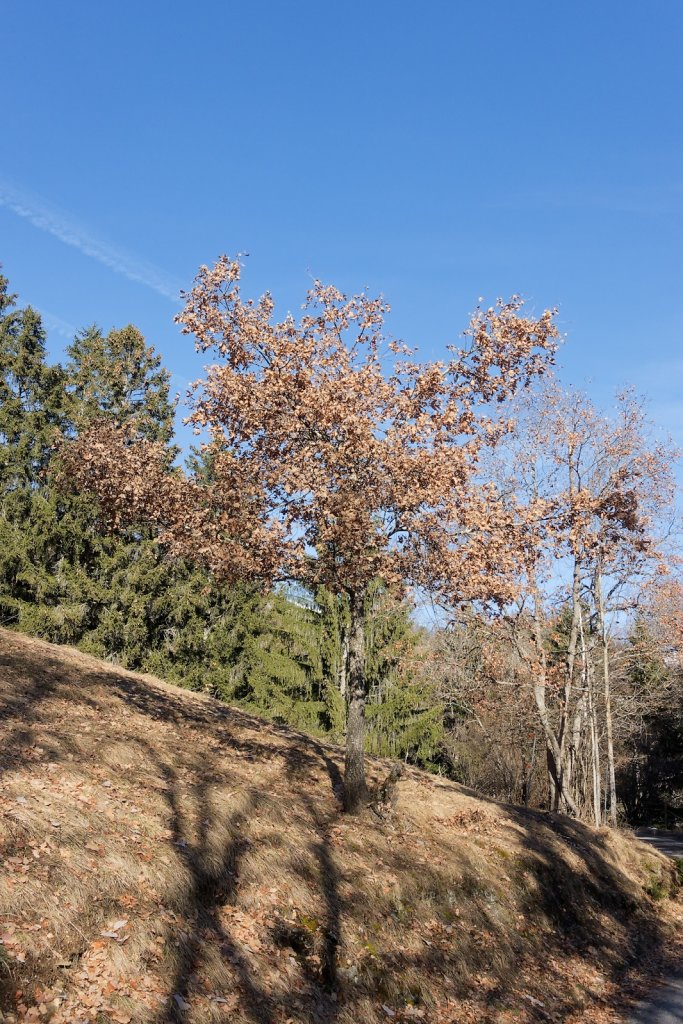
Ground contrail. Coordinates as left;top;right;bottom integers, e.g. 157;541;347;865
0;179;183;303
41;311;78;340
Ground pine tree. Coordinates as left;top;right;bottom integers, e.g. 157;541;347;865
0;278;65;490
0;274;68;626
65;324;174;444
317;581;444;763
52;323;178;653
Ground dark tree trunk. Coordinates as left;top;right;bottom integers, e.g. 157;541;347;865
343;592;368;813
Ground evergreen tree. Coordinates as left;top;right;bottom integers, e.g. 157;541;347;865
0;273;444;762
0;296;182;647
0;275;65;491
50;323;178;651
363;587;443;765
0;274;67;626
65;324;174;444
228;590;331;731
316;586;351;735
317;582;444;763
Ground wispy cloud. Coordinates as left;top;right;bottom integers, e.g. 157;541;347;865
41;310;78;340
0;178;183;302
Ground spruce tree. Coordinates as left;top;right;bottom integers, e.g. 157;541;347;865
65;324;174;444
54;323;177;654
364;587;443;765
318;581;444;762
236;591;330;731
0;302;181;647
0;275;65;492
0;274;67;626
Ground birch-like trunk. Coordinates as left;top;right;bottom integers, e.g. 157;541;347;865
530;583;580;817
562;556;583;800
595;565;618;826
579;609;602;826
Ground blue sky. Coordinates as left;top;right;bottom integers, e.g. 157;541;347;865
1;0;681;452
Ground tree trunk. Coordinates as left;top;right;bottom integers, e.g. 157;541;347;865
529;578;580;817
343;592;368;813
522;733;537;807
567;687;587;806
562;555;583;801
588;685;601;827
579;610;602;826
533;677;580;816
595;566;618;826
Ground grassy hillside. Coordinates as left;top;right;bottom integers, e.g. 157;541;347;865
0;629;680;1024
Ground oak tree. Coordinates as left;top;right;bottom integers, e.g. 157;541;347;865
62;256;558;810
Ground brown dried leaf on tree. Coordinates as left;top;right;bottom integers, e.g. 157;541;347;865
60;255;558;810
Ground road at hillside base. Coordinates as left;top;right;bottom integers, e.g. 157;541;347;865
628;829;683;1022
629;970;683;1023
635;828;683;860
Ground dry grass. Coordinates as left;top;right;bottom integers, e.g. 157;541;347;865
0;628;680;1024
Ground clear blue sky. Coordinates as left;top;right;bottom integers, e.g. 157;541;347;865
1;0;681;451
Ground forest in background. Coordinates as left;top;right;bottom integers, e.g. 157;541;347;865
1;266;682;828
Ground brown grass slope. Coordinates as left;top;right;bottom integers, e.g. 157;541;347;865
0;629;680;1024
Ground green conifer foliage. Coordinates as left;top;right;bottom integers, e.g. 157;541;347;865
65;324;175;444
0;275;68;626
0;276;66;491
619;619;683;825
0;272;443;768
139;577;258;693
363;587;443;765
54;323;178;654
317;582;444;763
315;586;351;735
237;592;331;732
0;284;181;647
54;323;179;651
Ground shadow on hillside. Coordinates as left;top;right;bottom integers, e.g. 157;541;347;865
119;739;343;1024
148;761;271;1023
101;672;670;1022
0;642;94;778
0;644;49;754
0;638;673;1021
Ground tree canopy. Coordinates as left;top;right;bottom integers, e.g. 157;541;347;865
61;255;559;809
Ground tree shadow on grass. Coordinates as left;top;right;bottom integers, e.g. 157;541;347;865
98;688;346;1023
376;788;672;1018
0;642;68;777
0;637;674;1022
148;763;271;1023
124;735;343;1024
